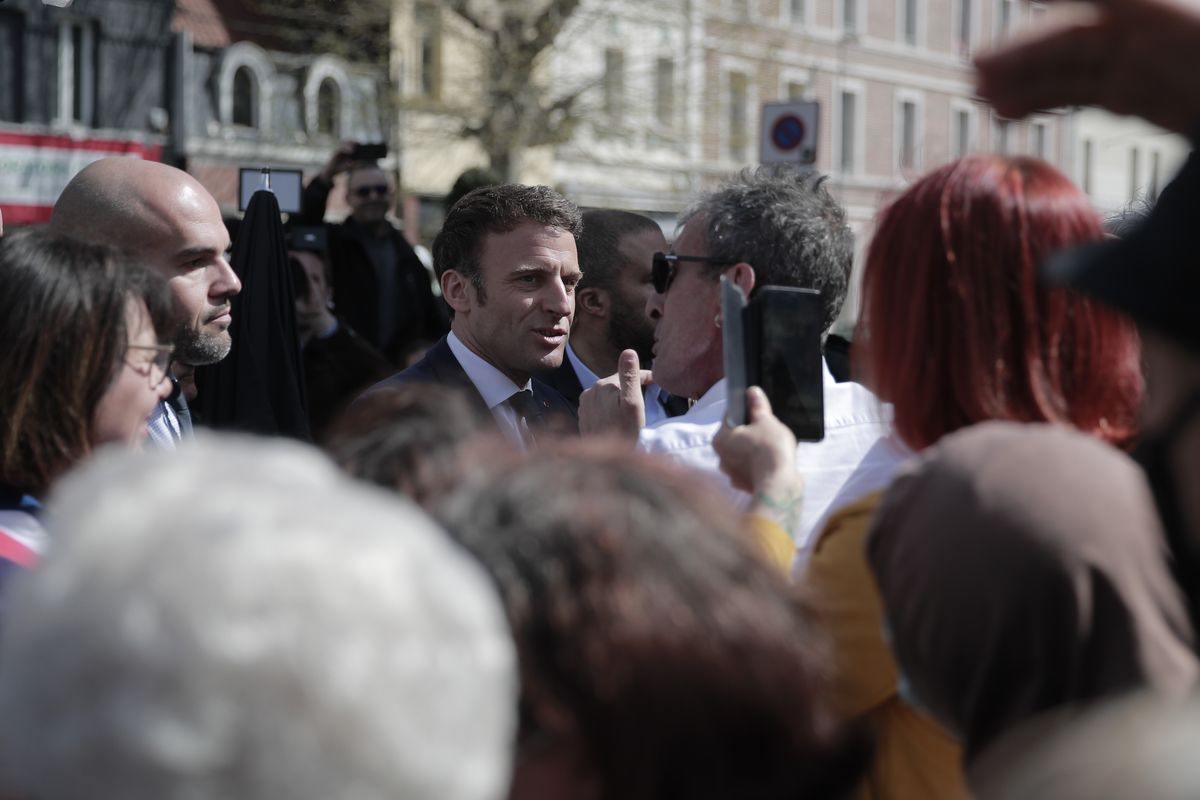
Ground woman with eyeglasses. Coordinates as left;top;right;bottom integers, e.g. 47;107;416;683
0;227;174;591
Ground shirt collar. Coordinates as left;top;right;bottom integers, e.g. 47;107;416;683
565;342;601;390
447;331;530;409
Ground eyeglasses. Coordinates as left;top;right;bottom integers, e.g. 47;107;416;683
353;184;390;199
125;344;175;389
651;252;737;294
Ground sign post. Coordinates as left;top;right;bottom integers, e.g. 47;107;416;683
760;101;820;166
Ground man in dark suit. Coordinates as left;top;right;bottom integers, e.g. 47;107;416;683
371;184;581;447
299;144;448;364
539;209;688;423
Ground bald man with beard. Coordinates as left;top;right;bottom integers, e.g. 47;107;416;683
51;158;242;447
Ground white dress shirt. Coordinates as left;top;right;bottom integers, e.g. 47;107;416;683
447;331;531;449
565;343;673;427
637;362;910;555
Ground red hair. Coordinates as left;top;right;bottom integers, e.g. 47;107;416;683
858;156;1142;451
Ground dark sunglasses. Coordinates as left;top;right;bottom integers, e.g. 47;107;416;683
651;251;737;294
353;184;390;199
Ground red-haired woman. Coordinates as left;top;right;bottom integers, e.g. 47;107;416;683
800;156;1142;799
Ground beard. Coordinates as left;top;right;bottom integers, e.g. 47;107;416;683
607;298;656;365
174;324;232;366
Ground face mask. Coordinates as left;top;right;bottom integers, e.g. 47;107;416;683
1134;388;1200;638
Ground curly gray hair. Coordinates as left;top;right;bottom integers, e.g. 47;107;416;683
683;167;853;333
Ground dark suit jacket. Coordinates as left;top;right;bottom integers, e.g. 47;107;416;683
299;178;448;363
539;359;585;409
369;336;578;436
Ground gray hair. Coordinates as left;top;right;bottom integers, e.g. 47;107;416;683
0;434;516;800
682;167;853;333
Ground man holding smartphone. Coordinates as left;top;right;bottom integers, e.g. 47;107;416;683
299;142;448;364
580;168;903;552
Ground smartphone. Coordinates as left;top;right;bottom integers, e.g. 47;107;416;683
745;286;824;441
238;167;303;214
351;142;388;161
721;276;825;441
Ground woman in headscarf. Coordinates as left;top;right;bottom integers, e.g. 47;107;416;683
797;155;1145;800
867;421;1196;793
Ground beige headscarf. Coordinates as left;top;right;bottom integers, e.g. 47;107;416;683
866;422;1196;764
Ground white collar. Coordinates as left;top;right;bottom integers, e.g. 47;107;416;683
447;331;530;409
565;342;601;390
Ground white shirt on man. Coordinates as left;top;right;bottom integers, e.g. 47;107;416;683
564;342;673;427
637;362;909;554
447;331;530;449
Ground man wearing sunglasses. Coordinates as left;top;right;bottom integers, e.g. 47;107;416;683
581;168;900;553
299;142;448;364
539;209;688;423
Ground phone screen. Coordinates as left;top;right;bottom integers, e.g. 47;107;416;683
746;287;824;442
238;168;303;214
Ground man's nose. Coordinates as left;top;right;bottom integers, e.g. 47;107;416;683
544;278;573;317
212;257;242;298
646;290;664;321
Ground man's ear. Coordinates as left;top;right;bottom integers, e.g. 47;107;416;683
728;262;756;296
441;270;473;315
577;287;609;319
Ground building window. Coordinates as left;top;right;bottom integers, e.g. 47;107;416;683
841;0;860;35
57;20;96;126
952;107;974;158
996;0;1016;40
993;117;1011;153
898;99;919;170
1030;120;1049;159
604;48;624;122
955;0;975;54
1081;138;1094;195
415;4;441;99
655;57;675;125
316;78;339;137
1129;147;1141;200
839;90;859;173
232;66;256;127
1150;150;1163;200
787;81;806;100
899;0;920;44
787;0;807;25
0;10;24;122
728;71;749;162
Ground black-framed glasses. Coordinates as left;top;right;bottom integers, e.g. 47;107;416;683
125;344;175;389
353;184;390;199
651;252;736;294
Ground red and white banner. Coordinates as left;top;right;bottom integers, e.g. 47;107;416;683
0;131;163;224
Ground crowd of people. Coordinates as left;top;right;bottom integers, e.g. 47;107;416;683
2;0;1200;795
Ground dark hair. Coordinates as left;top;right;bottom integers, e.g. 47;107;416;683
576;209;661;293
859;155;1142;451
444;166;502;212
683;166;853;332
0;227;172;495
431;184;583;301
324;384;494;509
439;441;870;800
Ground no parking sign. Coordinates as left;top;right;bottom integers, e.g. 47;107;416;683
760;101;820;165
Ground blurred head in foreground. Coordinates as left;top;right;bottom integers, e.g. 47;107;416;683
0;435;516;800
868;422;1196;775
325;384;496;509
440;441;869;800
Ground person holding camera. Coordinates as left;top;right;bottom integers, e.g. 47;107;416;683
299;142;448;364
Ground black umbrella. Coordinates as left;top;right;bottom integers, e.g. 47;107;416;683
192;189;311;441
